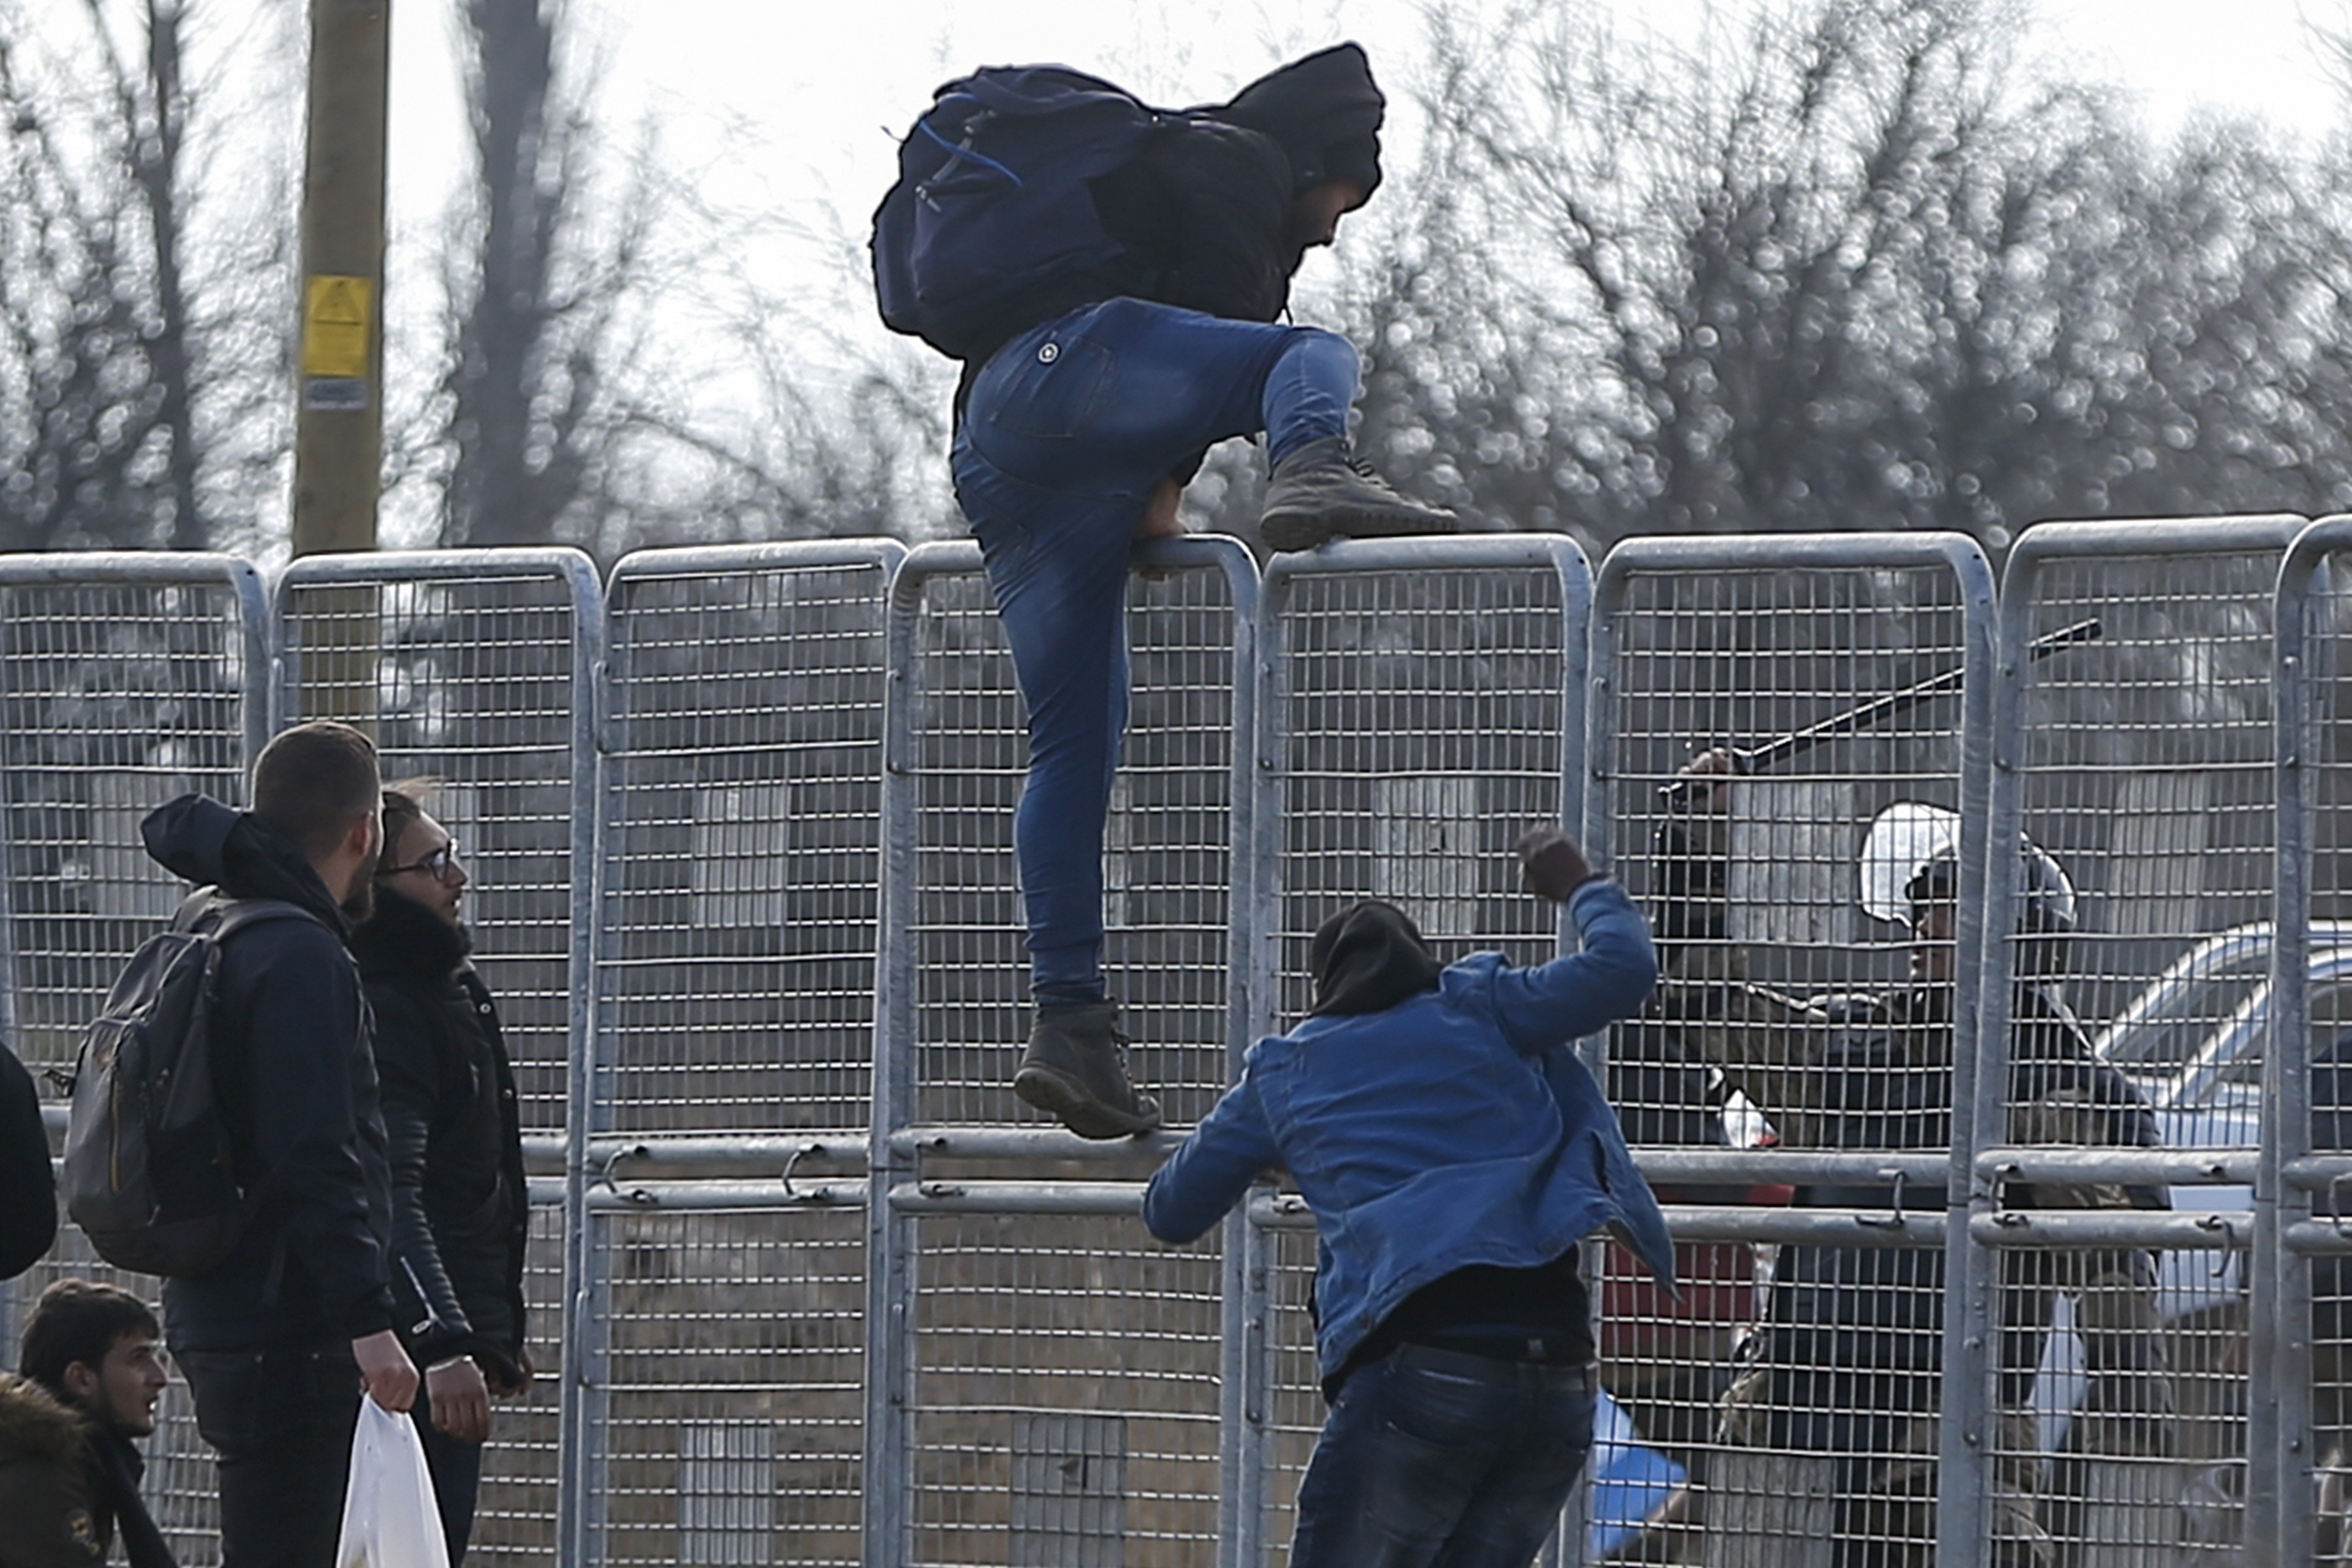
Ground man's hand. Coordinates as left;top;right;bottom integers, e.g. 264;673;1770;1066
428;1356;494;1443
1675;747;1736;812
1134;476;1189;542
352;1328;420;1412
1515;825;1595;900
486;1344;535;1398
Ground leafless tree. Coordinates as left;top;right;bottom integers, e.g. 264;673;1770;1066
0;0;285;552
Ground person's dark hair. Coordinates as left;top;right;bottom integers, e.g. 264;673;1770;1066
378;778;439;868
19;1279;158;1398
252;721;380;860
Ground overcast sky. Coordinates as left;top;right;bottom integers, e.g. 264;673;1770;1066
383;0;2352;278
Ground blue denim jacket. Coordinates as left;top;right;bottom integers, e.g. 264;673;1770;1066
1143;879;1677;1381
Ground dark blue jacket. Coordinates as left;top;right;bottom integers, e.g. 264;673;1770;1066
1143;879;1674;1382
142;795;395;1352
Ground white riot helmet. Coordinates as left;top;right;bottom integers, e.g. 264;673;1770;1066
1859;803;2077;979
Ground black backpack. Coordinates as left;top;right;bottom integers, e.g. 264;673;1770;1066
871;65;1164;360
61;894;313;1276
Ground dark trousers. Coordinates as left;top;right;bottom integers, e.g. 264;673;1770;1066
1291;1343;1596;1568
179;1346;360;1568
411;1373;486;1565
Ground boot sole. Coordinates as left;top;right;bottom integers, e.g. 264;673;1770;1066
1261;507;1458;554
1013;1065;1161;1140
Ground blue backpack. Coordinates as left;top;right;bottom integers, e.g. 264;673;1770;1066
872;66;1165;360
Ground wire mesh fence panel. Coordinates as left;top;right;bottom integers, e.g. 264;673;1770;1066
583;1204;869;1568
878;539;1254;1568
0;553;269;1564
278;549;600;1568
1988;518;2305;1568
904;1212;1225;1568
900;548;1246;1131
1591;535;1995;1568
0;558;265;1069
2280;517;2352;1565
277;551;599;1140
1250;539;1590;1562
599;546;900;1138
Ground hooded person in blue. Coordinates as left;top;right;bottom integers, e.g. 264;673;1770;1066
1143;826;1674;1568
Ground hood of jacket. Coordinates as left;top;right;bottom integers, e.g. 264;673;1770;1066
351;882;469;984
141;793;349;934
1308;899;1442;1016
1210;41;1384;196
0;1375;87;1467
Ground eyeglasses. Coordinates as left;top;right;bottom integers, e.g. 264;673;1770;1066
380;841;460;883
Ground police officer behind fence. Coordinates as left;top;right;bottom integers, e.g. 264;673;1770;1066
1656;753;2174;1568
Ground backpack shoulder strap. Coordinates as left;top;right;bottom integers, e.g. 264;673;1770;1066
171;890;323;943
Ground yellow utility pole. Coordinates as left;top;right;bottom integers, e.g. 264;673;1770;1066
291;0;389;558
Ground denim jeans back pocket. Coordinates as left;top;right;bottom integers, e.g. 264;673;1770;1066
981;333;1115;440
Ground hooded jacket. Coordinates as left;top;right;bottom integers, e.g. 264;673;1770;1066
952;43;1385;411
139;794;395;1352
351;885;528;1380
1143;878;1673;1384
0;1375;102;1568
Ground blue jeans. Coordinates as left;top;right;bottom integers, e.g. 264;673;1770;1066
1291;1344;1596;1568
951;297;1359;1000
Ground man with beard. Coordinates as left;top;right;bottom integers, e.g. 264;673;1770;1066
139;720;418;1568
353;784;529;1566
7;1281;176;1567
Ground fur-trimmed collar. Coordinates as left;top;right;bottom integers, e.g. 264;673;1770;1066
0;1374;88;1466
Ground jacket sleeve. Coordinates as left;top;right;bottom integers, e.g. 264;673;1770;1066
0;1042;56;1280
234;928;395;1340
1137;120;1297;325
366;980;474;1364
1488;879;1659;1055
1142;1077;1280;1245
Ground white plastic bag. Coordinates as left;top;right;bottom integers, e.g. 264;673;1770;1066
336;1397;452;1568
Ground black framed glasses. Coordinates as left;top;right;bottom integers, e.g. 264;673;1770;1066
380;840;459;883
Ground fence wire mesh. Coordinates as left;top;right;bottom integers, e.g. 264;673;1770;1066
0;557;266;1565
1987;520;2303;1567
1252;540;1589;1561
2;528;2346;1566
1592;538;1989;1568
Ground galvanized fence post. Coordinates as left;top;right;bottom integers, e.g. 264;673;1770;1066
277;547;604;1568
2273;515;2352;1566
1989;516;2305;1568
0;550;271;1558
1590;532;1995;1568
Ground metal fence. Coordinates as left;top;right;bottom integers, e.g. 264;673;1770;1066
5;521;2349;1566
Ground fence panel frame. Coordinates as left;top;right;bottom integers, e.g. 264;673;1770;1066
2274;514;2352;1564
1254;532;1593;1564
1988;515;2306;1568
1591;531;1999;1567
275;546;605;1566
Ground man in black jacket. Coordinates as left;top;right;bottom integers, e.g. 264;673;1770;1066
17;1281;177;1568
352;783;528;1566
952;43;1455;1140
140;720;418;1568
0;1039;54;1280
